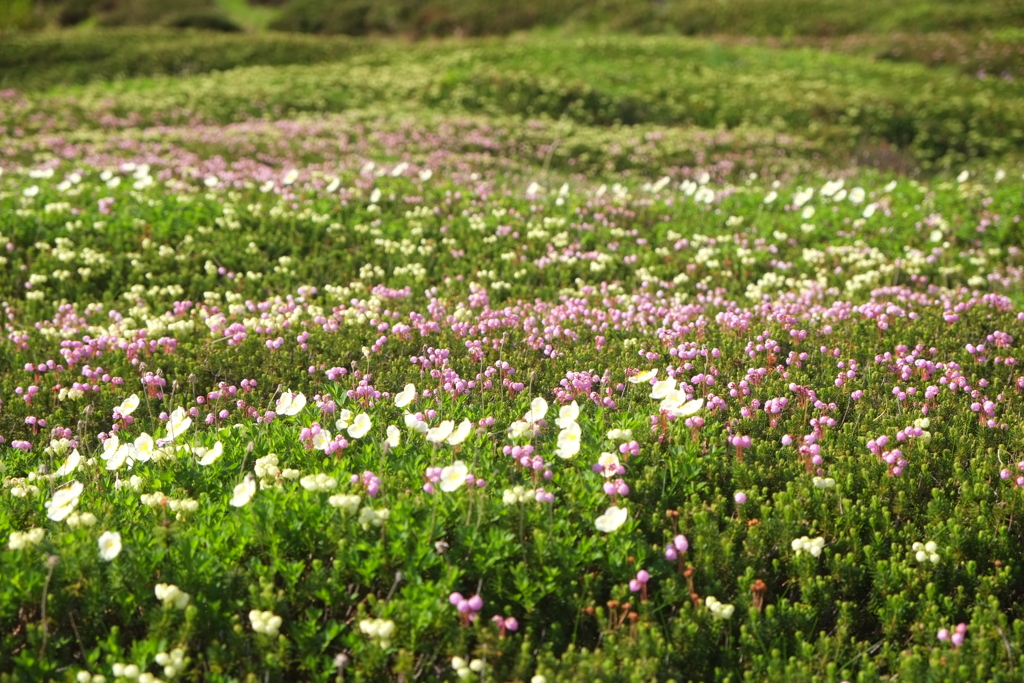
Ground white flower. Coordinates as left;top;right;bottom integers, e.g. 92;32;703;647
276;391;307;417
439;461;469;492
249;610;283;637
812;476;836;489
820;178;844;197
100;434;120;461
133;433;155;462
404;412;428;434
597;452;621;478
848;187;866;204
956;170;970;183
791;187;812;207
45;481;84;521
104;443;136;471
763;191;778;204
523;397;548;423
446;420;473;446
554;401;579;428
347;413;372;439
165;408;192;440
53;448;82;477
394;383;416;408
98;531;122;561
595;506;628;533
116;394;140;418
667;397;704;418
426;420;455;444
862;203;877;219
507;420;536;440
555;423;581;459
694;186;715;204
230;475;257;507
629;369;658;384
335;409;353;430
650;378;677;400
385;425;401;449
311;429;333;451
197;441;224;466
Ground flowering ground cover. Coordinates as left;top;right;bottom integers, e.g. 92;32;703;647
2;32;1024;683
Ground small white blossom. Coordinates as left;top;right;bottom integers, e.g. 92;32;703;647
98;531;122;561
276;391;307;417
595;506;628;533
439;461;469;492
348;413;372;439
230;475;257;507
394;383;416;408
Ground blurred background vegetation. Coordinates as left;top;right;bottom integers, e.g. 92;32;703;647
3;0;1023;37
2;0;1022;175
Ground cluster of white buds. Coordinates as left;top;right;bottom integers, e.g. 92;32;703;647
154;583;191;610
452;657;484;680
358;507;390;530
358;618;396;649
791;536;826;557
328;493;361;514
8;528;45;550
249;610;283;637
154;648;187;678
912;541;940;564
705;596;735;620
299;473;338;492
